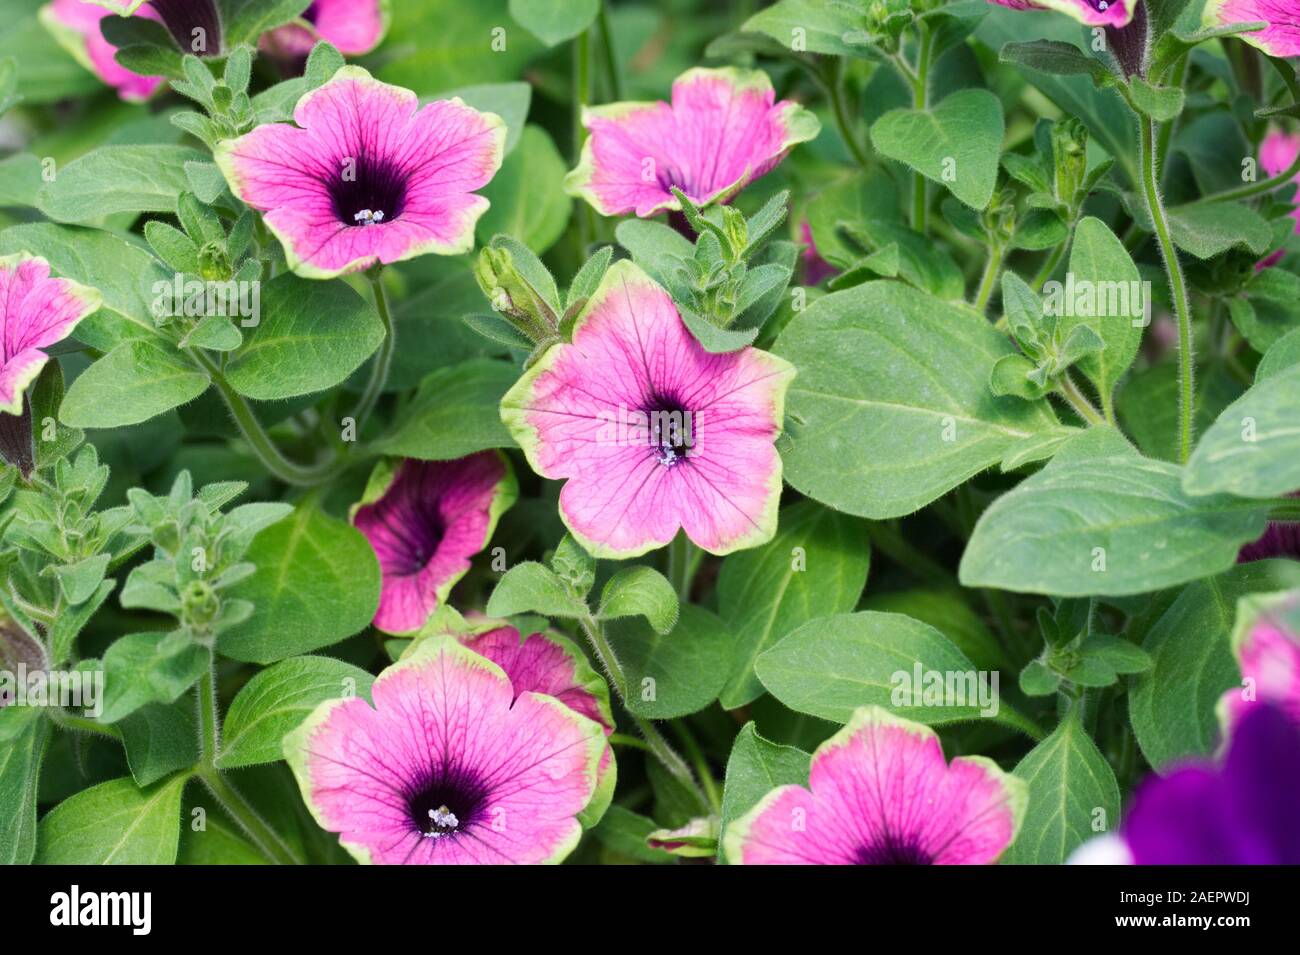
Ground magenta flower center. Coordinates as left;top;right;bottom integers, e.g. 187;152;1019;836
856;835;934;866
374;501;444;575
149;0;223;55
328;155;407;228
404;767;488;839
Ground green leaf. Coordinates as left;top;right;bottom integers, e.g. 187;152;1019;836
1118;363;1243;463
999;40;1109;81
440;82;531;155
717;723;810;865
486;561;588;619
220;0;312;47
477;125;571;255
861;588;1011;672
303;41;344;90
773;281;1058;518
224;274;383;401
1002;708;1119;864
99;630;208;724
597;566;679;636
48;580;116;667
217;504;382;664
740;0;865;57
1129;77;1185;121
372;359;518;460
182;315;243;351
1167;202;1272;259
38;145;207;222
1184;364;1300;499
1058;217;1143;406
217;656;375;769
870;89;1004;210
1258;327;1300;381
61;339;210;428
36;775;186;864
592;805;675;864
118;698;200;786
609;603;735;720
508;0;599;46
144;220;200;273
48;553;111;605
1130;560;1300;769
755;610;1032;733
0;713;48;864
718;500;870;708
960;443;1269;596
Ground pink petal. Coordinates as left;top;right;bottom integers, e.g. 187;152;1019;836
1210;0;1300;58
43;0;164;102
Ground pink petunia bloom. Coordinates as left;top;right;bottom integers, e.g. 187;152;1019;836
262;0;389;60
1261;128;1300;233
724;706;1026;865
1205;0;1300;58
799;220;837;286
564;66;820;218
500;259;795;558
284;636;606;864
1219;590;1300;731
214;65;505;278
41;0;164;101
83;0;223;56
352;452;516;635
0;253;101;417
413;618;617;825
986;0;1136;27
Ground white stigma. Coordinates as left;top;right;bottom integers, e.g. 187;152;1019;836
353;209;385;226
1098;1;1109;8
424;805;459;838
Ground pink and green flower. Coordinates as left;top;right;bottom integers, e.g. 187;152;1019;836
262;0;390;60
724;706;1026;865
1204;0;1300;58
42;0;164;101
500;259;795;558
0;253;101;418
1219;590;1300;731
987;0;1137;27
408;617;617;826
214;65;505;278
284;636;606;864
351;452;516;635
564;66;819;218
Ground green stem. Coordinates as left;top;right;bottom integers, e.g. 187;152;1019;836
825;60;870;168
666;533;700;601
192;349;345;487
52;712;121;740
1139;117;1195;462
672;721;721;814
573;29;594;251
1154;54;1189;180
973;244;1003;313
596;0;623;101
194;656;300;865
1031;229;1069;291
910;24;933;234
349;271;396;432
577;613;704;803
1056;372;1106;426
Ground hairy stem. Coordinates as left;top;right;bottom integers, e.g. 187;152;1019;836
1057;372;1106;427
1138;118;1195;462
973;244;1003;313
349;271;396;432
597;0;623;100
826;59;870;168
666;533;700;601
910;24;933;234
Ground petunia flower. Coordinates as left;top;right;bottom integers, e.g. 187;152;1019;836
1260;128;1300;257
411;618;617;825
1219;590;1300;730
799;220;837;286
84;0;224;56
214;65;505;279
41;0;164;102
0;253;101;476
986;0;1137;27
500;259;795;558
564;66;820;218
724;706;1026;865
1204;0;1300;58
261;0;389;61
351;452;516;635
284;636;606;864
1119;703;1300;864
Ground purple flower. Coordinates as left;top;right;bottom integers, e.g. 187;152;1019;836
85;0;224;56
42;0;164;101
987;0;1137;27
214;65;505;278
500;259;795;558
262;0;388;60
1122;704;1300;864
564;66;819;218
1205;0;1300;58
284;636;606;864
724;706;1026;865
352;453;516;635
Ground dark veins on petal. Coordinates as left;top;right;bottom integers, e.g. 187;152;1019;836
403;763;491;842
149;0;223;56
373;465;446;575
327;155;408;227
